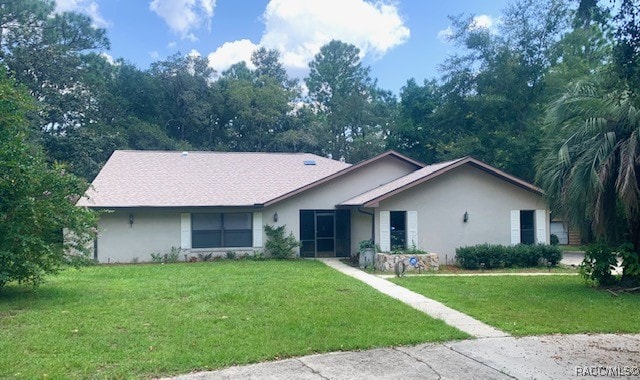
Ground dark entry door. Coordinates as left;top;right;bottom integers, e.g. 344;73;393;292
315;212;335;257
300;210;350;258
520;210;535;244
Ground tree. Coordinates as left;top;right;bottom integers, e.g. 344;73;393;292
0;0;110;131
387;78;443;163
536;1;640;284
0;72;96;288
537;76;640;282
612;0;640;91
150;53;217;144
419;0;573;180
305;40;390;162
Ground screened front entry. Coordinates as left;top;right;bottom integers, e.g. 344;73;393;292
300;210;350;258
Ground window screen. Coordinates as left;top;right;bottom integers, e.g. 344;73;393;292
192;213;252;248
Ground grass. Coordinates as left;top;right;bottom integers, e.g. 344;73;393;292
416;264;577;275
0;260;467;379
558;245;585;252
392;275;640;336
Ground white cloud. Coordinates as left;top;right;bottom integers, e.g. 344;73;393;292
470;15;494;30
149;51;160;60
437;26;454;43
167;41;177;49
207;39;258;74
205;0;410;79
54;0;109;28
149;0;217;40
260;0;410;71
100;52;117;65
437;14;496;43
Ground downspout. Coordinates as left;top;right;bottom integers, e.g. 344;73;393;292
358;207;375;242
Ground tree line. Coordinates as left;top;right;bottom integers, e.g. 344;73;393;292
0;0;611;182
2;0;640;287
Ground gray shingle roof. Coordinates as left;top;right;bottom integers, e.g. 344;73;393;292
77;151;351;207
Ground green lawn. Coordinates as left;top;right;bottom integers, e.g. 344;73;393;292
392;275;640;336
0;260;467;379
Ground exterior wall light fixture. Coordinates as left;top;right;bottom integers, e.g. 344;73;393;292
273;212;278;222
463;211;469;223
129;213;135;227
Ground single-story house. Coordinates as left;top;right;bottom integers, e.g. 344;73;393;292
77;150;549;263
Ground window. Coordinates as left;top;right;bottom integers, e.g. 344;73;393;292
192;213;252;248
390;211;406;250
520;210;535;245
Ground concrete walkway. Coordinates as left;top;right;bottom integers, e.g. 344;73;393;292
320;259;508;339
166;333;640;379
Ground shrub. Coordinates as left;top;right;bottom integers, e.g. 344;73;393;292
198;252;213;262
225;251;237;260
150;247;180;264
247;251;265;261
0;73;96;289
618;243;640;286
166;247;180;263
456;244;562;269
580;242;619;287
539;244;562;266
550;234;559;245
264;225;300;259
391;244;429;256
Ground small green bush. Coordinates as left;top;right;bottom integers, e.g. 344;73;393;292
550;234;559;245
264;225;300;259
618;244;640;286
580;242;619;287
391;244;429;256
456;244;562;269
150;247;181;263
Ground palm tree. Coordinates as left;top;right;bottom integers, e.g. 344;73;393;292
536;75;640;279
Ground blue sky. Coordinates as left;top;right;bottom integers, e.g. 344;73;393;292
55;0;509;94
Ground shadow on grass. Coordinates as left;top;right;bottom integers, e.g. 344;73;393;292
0;281;91;309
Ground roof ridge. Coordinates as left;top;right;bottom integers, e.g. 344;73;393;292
115;150;320;156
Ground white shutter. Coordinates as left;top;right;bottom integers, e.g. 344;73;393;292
535;209;547;244
380;211;391;252
510;210;520;245
407;211;418;248
252;212;263;248
180;213;191;249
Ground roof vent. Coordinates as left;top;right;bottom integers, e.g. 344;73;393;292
303;160;316;166
181;151;188;157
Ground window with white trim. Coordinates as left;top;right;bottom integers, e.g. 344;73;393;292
191;213;252;248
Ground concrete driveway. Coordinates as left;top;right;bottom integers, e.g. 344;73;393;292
165;333;640;379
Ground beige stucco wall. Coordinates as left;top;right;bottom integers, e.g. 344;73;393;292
96;208;181;263
264;155;417;255
375;165;548;263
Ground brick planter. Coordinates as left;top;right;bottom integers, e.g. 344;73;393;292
374;252;439;273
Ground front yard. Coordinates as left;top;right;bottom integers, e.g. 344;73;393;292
392;275;640;336
0;260;467;379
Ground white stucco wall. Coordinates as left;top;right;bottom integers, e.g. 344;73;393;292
96;208;181;263
375;165;549;263
96;207;263;263
263;155;418;255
